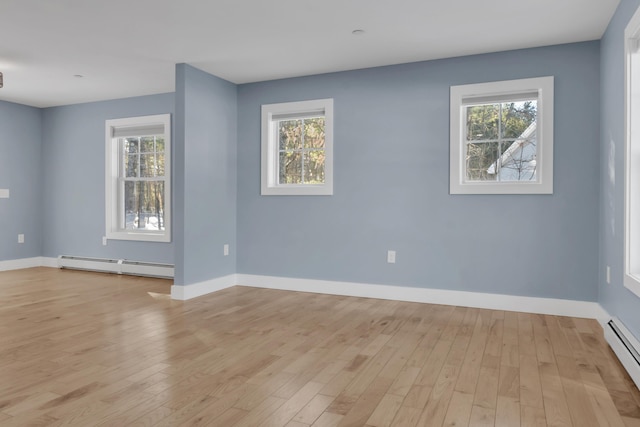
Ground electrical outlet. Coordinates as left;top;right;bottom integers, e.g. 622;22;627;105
606;265;611;284
387;250;396;264
223;244;229;256
18;234;24;244
102;236;108;246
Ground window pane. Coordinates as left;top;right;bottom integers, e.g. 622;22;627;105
124;138;138;154
466;141;499;181
278;120;302;150
497;139;537;181
303;117;325;149
501;100;537;138
466;105;499;141
157;152;165;176
465;100;538;182
156;137;165;153
140;136;155;153
304;150;325;183
123;180;165;231
279;151;302;184
125;154;139;177
139;153;156;178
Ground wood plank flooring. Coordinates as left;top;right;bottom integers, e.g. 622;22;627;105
0;267;638;426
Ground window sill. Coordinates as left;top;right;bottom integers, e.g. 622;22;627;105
450;180;553;195
624;273;640;298
261;184;333;196
106;231;171;243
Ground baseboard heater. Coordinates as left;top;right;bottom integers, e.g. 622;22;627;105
605;318;640;389
57;255;174;279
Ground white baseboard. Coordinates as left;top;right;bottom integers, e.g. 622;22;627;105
0;257;50;272
236;274;605;319
0;260;607;320
171;274;237;300
41;257;59;268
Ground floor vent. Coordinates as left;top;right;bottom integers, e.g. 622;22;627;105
605;318;640;389
57;255;174;279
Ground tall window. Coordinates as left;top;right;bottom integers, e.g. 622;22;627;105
261;99;333;195
105;114;171;242
625;8;640;297
450;77;554;194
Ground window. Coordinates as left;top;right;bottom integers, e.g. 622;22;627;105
261;99;333;195
105;114;171;242
450;76;554;194
625;7;640;297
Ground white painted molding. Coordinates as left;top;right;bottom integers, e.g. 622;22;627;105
0;257;47;272
236;274;605;319
171;274;237;300
450;76;554;195
261;99;334;196
105;114;172;243
0;261;609;321
41;257;59;268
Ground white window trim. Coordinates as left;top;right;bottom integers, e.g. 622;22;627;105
450;76;554;195
261;98;333;196
105;114;171;243
624;7;640;297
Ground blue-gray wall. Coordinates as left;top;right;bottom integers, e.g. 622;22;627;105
237;42;601;301
0;101;42;261
41;93;175;263
0;39;612;308
600;0;640;338
174;64;237;286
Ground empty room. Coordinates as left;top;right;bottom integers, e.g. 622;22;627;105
1;0;640;426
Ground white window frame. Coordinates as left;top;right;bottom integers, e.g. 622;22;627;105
105;114;171;242
450;76;554;194
624;7;640;297
261;98;333;196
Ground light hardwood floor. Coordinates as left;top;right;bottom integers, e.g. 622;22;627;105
0;268;639;426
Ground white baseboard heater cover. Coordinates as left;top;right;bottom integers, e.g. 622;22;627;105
57;255;174;279
605;318;640;389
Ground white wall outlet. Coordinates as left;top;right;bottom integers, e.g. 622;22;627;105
387;250;396;264
224;244;229;256
102;236;108;246
0;189;9;198
606;265;611;284
18;234;24;244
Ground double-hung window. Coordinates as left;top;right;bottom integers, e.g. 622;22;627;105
105;114;171;242
625;7;640;297
261;99;333;195
450;76;554;194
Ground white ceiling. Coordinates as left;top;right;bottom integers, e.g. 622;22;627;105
0;0;620;108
